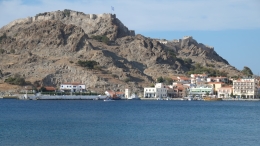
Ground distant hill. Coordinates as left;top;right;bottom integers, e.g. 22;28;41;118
0;9;242;93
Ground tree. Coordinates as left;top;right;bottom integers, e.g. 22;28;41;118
164;77;173;85
230;92;234;98
77;60;99;69
4;74;26;85
0;33;7;43
0;49;5;54
10;49;15;54
205;91;210;96
112;74;118;79
92;35;110;45
124;77;130;82
157;76;164;83
183;58;192;64
241;66;253;77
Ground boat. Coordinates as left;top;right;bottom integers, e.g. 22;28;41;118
127;93;140;100
104;97;115;101
204;97;223;101
183;96;193;101
2;95;19;99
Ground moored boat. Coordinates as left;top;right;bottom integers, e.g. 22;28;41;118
103;96;115;101
204;97;223;101
128;93;141;100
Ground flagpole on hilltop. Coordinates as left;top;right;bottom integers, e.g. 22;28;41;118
111;6;114;14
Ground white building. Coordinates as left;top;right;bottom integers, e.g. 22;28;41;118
125;88;130;99
177;76;190;84
189;84;213;97
207;77;228;83
190;74;208;85
233;78;259;99
144;83;168;98
217;87;233;98
60;83;86;92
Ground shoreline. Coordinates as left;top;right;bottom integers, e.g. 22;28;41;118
1;95;260;101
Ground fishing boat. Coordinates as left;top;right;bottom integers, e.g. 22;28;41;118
204;97;223;101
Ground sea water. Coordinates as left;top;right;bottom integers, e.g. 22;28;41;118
0;100;259;146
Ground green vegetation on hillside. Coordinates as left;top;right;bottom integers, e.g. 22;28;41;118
0;49;5;54
0;33;7;44
77;60;99;69
91;35;110;45
157;76;173;85
10;49;15;54
165;48;194;70
167;49;177;60
4;74;26;85
241;66;253;76
63;9;71;17
35;12;48;17
187;63;228;77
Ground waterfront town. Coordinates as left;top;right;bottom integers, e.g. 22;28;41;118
2;73;258;101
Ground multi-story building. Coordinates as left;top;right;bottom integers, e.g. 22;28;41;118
207;82;225;94
144;83;168;98
177;76;190;84
189;84;214;97
190;74;208;85
169;83;190;98
233;78;258;99
217;86;233;98
207;76;228;83
60;82;86;92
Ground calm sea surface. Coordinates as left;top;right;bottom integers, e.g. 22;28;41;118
0;99;260;146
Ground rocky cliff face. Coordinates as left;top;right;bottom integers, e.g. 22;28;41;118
0;10;241;93
1;9;135;41
165;36;240;75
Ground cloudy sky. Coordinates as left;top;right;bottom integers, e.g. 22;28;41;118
1;0;260;75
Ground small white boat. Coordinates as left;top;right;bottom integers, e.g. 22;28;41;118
104;99;115;101
104;97;115;101
128;93;141;100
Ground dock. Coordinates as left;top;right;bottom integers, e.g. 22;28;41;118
23;95;107;100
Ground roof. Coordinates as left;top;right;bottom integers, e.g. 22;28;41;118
61;82;84;85
207;82;224;84
178;76;190;80
24;86;34;90
218;86;233;89
177;87;184;90
45;86;56;91
171;76;178;80
106;91;124;95
191;74;208;77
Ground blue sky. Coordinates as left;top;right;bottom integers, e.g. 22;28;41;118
1;0;260;75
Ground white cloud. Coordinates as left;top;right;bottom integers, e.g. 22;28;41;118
0;0;260;31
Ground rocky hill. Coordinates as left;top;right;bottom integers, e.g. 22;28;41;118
0;9;241;93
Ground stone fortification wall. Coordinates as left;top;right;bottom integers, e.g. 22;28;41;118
1;10;134;40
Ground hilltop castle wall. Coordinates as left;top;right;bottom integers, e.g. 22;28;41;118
2;10;135;40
